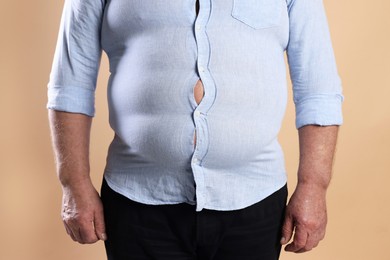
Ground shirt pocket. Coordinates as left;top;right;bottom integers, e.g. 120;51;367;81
231;0;283;29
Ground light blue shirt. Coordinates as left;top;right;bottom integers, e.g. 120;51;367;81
47;0;344;211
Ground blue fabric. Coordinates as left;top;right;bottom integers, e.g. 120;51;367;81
47;0;344;211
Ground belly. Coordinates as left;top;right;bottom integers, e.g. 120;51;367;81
193;79;204;147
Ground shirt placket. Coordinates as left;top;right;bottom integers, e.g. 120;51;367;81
191;0;216;212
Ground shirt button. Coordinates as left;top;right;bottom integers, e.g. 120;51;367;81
194;110;201;117
196;25;201;30
199;66;205;72
193;157;199;164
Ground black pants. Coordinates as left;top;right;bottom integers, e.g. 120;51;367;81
101;178;287;260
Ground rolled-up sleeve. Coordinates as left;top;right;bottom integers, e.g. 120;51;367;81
47;0;105;117
286;0;344;129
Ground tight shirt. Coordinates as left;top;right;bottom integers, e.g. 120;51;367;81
47;0;344;211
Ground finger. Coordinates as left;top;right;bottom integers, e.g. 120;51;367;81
312;239;320;249
63;222;77;242
295;234;316;253
63;221;71;236
296;248;310;253
78;221;99;244
93;208;107;241
69;223;83;243
280;213;293;245
66;218;89;243
304;232;319;252
319;228;326;241
295;234;320;253
285;225;308;252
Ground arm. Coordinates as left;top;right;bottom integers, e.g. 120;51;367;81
48;110;106;244
282;0;344;252
281;124;339;252
46;0;106;243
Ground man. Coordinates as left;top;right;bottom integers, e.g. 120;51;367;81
47;0;343;259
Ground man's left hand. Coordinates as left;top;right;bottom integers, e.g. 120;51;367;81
280;182;328;253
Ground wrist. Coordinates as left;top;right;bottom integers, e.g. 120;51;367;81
297;166;331;191
296;179;329;192
59;171;92;189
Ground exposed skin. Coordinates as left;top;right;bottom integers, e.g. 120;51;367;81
281;125;339;253
48;110;107;244
48;104;339;250
193;79;204;146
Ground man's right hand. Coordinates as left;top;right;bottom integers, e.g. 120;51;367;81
48;110;106;243
61;181;107;244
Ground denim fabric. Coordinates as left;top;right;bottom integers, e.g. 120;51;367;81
47;0;344;211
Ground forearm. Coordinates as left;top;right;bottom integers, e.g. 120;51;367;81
48;110;93;188
297;125;339;190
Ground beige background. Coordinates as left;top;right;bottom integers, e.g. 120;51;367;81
1;0;389;259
